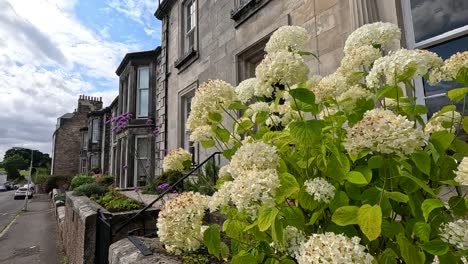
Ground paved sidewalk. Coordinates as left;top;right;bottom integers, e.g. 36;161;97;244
0;194;59;264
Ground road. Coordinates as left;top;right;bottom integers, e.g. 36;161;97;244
0;190;24;232
0;193;59;264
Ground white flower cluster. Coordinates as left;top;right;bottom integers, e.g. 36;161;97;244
429;51;468;84
297;232;374;264
246;102;271;123
157;192;209;254
271;226;306;259
228;141;279;177
270;101;301;126
425;110;461;134
189;125;215;143
208;181;233;212
367;49;443;88
439;219;468;251
432;256;467;264
339;45;381;76
235;78;257;103
304;178;336;203
310;72;348;103
162;148;192;172
454;157;468;186
265;25;309;54
255;50;309;97
344;22;401;52
186;79;237;130
230;169;279;216
337;85;374;111
344;108;424;157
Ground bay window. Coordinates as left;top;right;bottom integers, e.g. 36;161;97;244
137;66;150;118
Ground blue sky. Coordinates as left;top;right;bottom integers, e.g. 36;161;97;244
0;0;161;159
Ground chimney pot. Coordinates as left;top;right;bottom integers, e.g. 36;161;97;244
100;97;102;102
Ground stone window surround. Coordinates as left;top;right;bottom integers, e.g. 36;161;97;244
178;81;198;165
134;135;149;187
230;0;272;28
400;0;468;120
175;0;199;71
136;66;150;118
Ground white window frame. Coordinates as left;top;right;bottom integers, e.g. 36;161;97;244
82;131;88;150
134;136;149;187
92;118;99;143
401;0;468;114
90;155;99;169
183;0;197;53
136;66;150;118
81;158;87;173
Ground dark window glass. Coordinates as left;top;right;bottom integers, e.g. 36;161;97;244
410;0;468;42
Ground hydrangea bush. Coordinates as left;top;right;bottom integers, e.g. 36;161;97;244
157;22;468;263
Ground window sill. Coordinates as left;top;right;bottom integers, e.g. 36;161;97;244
174;48;198;71
231;0;271;28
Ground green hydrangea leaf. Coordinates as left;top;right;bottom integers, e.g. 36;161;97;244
331;206;359;226
357;204;382;241
421;199;444;222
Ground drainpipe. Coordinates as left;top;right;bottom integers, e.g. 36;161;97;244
163;12;169;159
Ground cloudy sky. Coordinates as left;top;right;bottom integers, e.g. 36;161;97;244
0;0;161;160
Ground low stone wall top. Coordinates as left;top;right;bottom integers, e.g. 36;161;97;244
109;237;180;264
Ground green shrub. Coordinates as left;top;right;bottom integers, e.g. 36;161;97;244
142;171;183;194
92;189;142;212
70;175;95;190
73;183;107;197
96;175;114;186
184;160;218;195
44;176;71;193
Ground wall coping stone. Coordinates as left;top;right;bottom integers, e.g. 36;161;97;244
109;237;180;264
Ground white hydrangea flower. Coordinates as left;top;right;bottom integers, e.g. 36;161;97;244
246;102;270;123
429;51;468;84
337;85;374;111
344;22;401;52
366;49;443;88
318;106;340;119
439;219;468;251
189;125;214;143
208;181;233;212
271;226;306;259
425;110;462;134
339;45;381;75
265;114;282;127
304;178;336;203
218;165;231;178
310;72;348;103
454;157;468;186
228;141;279;177
186;79;237;130
157;192;209;255
297;232;374;264
344;108;424;157
162;148;192;172
265;25;309;53
230;169;280;217
235;78;257;103
255;50;309;97
269;101;300;126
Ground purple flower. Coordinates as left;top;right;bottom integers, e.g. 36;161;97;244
145;118;153;125
157;183;171;190
134;187;140;193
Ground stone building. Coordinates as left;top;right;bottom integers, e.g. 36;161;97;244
51;96;103;177
152;0;400;172
152;0;468;172
110;48;161;188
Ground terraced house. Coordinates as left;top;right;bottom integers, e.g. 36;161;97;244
52;0;468;186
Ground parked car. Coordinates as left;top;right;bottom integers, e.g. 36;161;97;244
23;184;35;194
14;187;32;199
0;185;6;192
13;184;20;189
4;183;12;190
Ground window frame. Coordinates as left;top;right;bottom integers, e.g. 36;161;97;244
134;136;149;187
183;0;197;53
90;155;99;169
400;0;468;115
91;118;100;143
179;82;198;165
136;66;150;118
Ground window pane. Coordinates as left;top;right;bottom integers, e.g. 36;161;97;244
425;96;465;118
411;0;468;42
92;119;99;142
136;137;148;158
138;89;149;117
422;35;468;97
138;67;149;89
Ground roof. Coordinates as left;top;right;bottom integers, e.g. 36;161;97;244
59;113;74;119
115;47;162;76
155;0;177;19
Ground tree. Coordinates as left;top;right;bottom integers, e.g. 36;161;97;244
3;154;28;180
3;148;51;168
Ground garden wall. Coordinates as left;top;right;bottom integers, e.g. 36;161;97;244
61;192;159;264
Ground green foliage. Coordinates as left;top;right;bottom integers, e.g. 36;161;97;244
181;254;210;264
142;171;183;194
3;154;28;179
43;176;71;193
92;189;142;212
95;175;114;186
72;183;107;197
70;175;95;190
184;159;219;195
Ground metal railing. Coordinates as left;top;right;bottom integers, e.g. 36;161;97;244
95;209;112;264
113;152;222;254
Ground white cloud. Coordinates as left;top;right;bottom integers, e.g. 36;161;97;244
106;0;159;38
0;0;145;160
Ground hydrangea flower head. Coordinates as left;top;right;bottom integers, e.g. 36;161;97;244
265;25;309;53
162;148;192;172
454;157;468;186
